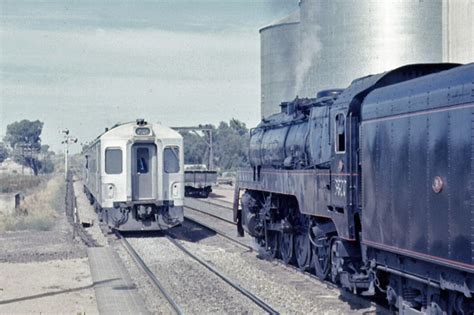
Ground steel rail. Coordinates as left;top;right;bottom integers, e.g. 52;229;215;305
186;197;234;211
184;213;339;288
183;205;383;311
115;232;184;315
183;215;251;251
184;205;236;225
165;233;279;315
207;197;234;207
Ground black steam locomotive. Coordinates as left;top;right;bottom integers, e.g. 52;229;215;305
233;63;474;314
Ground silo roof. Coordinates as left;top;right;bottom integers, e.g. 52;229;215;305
259;10;300;33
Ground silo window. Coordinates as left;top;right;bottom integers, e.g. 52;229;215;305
105;148;123;174
335;114;346;153
164;147;180;173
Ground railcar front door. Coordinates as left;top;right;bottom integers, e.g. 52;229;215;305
132;144;156;200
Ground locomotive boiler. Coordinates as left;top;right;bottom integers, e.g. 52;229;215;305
234;63;474;314
249;89;343;171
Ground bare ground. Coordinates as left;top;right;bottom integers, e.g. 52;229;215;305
0;174;99;313
0;258;98;314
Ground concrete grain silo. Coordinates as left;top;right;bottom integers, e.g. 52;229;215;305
259;0;474;118
443;0;474;64
260;11;300;118
297;0;444;102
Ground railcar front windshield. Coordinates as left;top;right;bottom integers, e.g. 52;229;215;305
105;148;123;174
164;147;180;173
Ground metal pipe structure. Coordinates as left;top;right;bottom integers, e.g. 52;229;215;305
61;128;77;179
172;126;214;171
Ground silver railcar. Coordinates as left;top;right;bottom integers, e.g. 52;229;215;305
83;119;184;231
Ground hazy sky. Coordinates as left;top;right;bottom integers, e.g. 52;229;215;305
0;0;297;152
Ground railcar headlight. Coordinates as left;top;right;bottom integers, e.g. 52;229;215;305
172;183;180;198
135;127;150;135
106;184;115;199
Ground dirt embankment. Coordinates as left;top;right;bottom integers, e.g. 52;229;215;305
0;173;99;314
0;175;63;232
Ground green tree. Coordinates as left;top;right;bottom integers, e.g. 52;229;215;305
214;119;249;170
4;120;44;175
179;119;249;172
39;144;56;174
181;128;213;165
0;142;8;163
40;144;50;154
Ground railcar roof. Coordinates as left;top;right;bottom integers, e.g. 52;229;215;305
97;121;182;141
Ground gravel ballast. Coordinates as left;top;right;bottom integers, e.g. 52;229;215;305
169;220;380;314
127;235;266;314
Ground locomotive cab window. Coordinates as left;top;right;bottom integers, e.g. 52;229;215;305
105;148;123;174
335;113;346;153
164;147;180;173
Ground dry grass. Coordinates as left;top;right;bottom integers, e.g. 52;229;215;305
0;174;47;193
0;175;65;232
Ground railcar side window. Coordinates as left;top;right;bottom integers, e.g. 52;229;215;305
105;148;123;174
89;159;96;172
164;147;180;173
335;113;346;153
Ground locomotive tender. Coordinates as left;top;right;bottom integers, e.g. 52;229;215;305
233;63;474;314
83;119;184;231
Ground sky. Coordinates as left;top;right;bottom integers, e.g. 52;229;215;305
0;0;298;152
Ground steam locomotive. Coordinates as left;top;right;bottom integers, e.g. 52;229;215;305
233;63;474;314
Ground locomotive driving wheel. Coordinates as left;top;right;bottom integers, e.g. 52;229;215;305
279;232;295;264
330;240;342;284
266;231;279;259
295;217;312;270
312;235;331;280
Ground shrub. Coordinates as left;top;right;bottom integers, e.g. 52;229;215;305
0;175;47;193
0;175;64;232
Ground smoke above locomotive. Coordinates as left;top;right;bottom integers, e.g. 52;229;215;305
260;0;474;118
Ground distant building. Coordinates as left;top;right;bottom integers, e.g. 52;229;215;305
0;158;34;176
260;0;474;118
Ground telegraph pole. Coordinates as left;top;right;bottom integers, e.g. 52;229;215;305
208;130;214;171
61;129;77;179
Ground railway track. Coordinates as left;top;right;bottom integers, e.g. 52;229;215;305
184;197;387;312
184;206;336;286
206;196;234;208
184;204;236;225
183;215;250;251
185;196;234;211
116;232;183;315
164;233;279;315
117;229;278;314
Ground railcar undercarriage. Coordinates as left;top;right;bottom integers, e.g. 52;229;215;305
84;187;183;231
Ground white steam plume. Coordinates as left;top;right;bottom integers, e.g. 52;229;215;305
294;8;321;96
